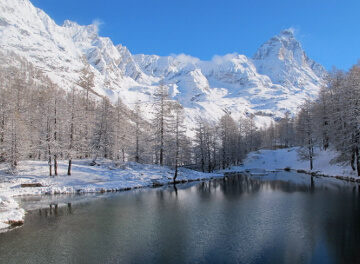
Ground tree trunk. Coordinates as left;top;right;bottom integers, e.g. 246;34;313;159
54;155;58;176
48;157;52;176
308;145;313;171
351;145;357;172
173;164;178;182
135;122;140;163
67;159;72;176
308;135;314;171
356;146;360;177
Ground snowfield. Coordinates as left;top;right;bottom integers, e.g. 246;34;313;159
0;147;356;232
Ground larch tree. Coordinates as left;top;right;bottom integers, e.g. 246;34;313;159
243;114;261;153
194;117;219;172
277;111;295;148
133;99;142;163
152;82;171;166
66;86;78;175
295;99;316;170
2;66;30;172
77;62;96;158
168;102;187;181
313;86;331;150
91;97;115;163
342;65;360;175
113;98;136;163
219;114;238;169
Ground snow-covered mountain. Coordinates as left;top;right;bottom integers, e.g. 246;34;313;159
0;0;327;129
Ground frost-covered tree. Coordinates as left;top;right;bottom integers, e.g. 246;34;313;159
77;62;96;158
133;100;143;163
219;114;238;169
65;86;78;175
152;82;172;166
295;99;317;170
346;66;360;175
34;80;65;176
91;97;115;163
194;117;207;172
329;66;360;175
126;99;153;164
243;114;261;153
167;102;187;181
261;121;276;150
277;111;295;148
319;66;360;176
193;117;220;172
0;67;8;162
112;99;130;162
313;86;331;150
1;65;31;171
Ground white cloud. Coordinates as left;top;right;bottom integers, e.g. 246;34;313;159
211;53;238;64
171;53;200;64
92;18;104;33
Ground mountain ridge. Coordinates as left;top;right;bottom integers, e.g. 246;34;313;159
0;0;327;130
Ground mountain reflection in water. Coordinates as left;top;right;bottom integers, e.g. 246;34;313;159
1;172;360;264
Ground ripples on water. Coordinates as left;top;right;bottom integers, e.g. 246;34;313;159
1;171;360;264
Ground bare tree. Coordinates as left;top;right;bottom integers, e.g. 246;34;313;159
152;82;171;166
295;99;316;170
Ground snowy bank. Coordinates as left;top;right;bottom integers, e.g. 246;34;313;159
0;159;222;232
0;195;25;231
228;147;358;179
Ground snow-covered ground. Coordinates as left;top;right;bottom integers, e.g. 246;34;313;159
226;147;356;178
0;147;357;232
0;159;221;232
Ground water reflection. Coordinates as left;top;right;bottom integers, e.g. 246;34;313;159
196;173;315;196
1;172;360;264
158;173;360;263
324;186;360;264
38;203;72;218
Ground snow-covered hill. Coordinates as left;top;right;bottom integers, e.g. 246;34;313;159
0;0;327;129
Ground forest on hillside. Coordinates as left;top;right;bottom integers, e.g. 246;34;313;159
0;51;359;178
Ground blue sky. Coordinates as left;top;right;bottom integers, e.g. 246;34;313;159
31;0;360;70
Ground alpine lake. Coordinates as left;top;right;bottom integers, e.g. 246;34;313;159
1;170;360;264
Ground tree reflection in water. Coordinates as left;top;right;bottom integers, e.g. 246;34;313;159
2;172;360;264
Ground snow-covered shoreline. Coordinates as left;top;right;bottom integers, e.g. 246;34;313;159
234;147;357;178
1;147;357;232
0;159;222;232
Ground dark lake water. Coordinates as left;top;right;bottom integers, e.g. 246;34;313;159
1;171;360;264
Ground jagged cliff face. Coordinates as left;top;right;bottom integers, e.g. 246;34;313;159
253;29;326;88
0;0;327;128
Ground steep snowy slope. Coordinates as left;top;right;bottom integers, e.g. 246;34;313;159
0;0;327;129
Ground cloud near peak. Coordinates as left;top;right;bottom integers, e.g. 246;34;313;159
171;53;200;64
92;18;104;33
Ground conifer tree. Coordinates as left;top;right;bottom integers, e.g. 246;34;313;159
152;82;171;166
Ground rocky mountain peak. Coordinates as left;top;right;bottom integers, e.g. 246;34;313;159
253;28;302;62
252;29;326;88
0;0;327;128
279;28;295;38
